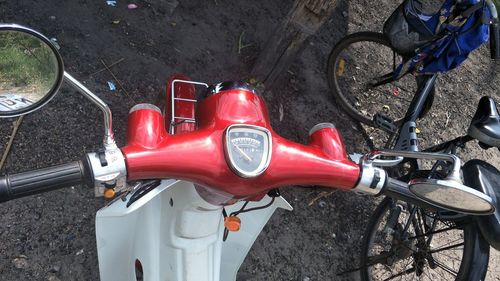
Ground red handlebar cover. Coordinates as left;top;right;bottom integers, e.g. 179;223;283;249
121;89;360;200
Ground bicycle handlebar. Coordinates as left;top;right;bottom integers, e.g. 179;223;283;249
381;177;440;210
490;21;500;59
352;160;440;211
487;0;500;59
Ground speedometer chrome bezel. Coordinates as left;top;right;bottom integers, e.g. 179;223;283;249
224;124;272;178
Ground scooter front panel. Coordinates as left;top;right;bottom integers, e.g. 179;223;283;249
96;180;223;281
95;179;292;281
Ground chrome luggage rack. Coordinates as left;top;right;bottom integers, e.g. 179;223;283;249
169;79;209;134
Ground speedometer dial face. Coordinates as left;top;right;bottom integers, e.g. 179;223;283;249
225;125;272;178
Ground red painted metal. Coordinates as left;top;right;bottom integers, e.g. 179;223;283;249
121;88;360;200
127;107;167;149
165;74;196;134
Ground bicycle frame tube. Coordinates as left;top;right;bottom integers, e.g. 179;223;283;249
394;74;437;151
423;135;474;153
402;74;437;123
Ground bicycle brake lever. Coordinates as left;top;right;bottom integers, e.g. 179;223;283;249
368;150;461;180
366;151;404;167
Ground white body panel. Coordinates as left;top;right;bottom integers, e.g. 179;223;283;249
95;179;292;281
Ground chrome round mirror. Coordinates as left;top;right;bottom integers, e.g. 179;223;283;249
409;178;495;215
0;24;63;117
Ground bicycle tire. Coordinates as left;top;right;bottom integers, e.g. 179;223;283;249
359;197;490;281
327;32;421;127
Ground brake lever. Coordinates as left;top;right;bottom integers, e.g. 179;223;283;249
365;151;404;167
367;150;462;181
350;152;403;167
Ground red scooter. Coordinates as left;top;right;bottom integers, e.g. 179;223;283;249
0;24;494;281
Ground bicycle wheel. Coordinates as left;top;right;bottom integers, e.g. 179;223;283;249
360;197;489;281
327;32;419;127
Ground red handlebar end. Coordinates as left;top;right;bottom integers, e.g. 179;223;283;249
308;123;349;161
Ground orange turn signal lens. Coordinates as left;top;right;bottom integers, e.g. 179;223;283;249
224;216;241;232
104;188;116;199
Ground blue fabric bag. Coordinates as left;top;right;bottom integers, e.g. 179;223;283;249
392;0;491;78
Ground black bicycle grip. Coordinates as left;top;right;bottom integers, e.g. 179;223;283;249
0;161;91;203
490;22;500;60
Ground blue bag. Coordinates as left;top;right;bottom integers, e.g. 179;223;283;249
389;0;491;78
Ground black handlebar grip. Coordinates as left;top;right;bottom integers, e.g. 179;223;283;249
490;22;500;60
0;161;91;203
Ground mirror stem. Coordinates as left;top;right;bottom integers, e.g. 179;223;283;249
63;72;116;149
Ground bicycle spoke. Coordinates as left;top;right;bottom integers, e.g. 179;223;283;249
432;250;463;263
393;51;396;71
428;242;465;254
402;206;417;236
408;225;461;240
342;251;394;273
433;259;459;277
382;266;416;281
400;258;414;281
367;251;393;264
423;265;434;281
416;209;428;235
430;237;464;250
428;264;448;280
425;225;439;248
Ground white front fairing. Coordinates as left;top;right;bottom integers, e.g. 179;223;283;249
95;179;292;281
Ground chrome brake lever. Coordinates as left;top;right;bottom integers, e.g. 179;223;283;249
350;152;403;167
365;151;404;167
367;150;462;181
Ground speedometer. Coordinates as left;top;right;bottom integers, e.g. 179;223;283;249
224;125;272;178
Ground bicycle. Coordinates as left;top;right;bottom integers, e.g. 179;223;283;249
327;0;500;138
328;0;500;280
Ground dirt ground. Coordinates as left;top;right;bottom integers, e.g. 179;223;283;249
0;0;499;280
